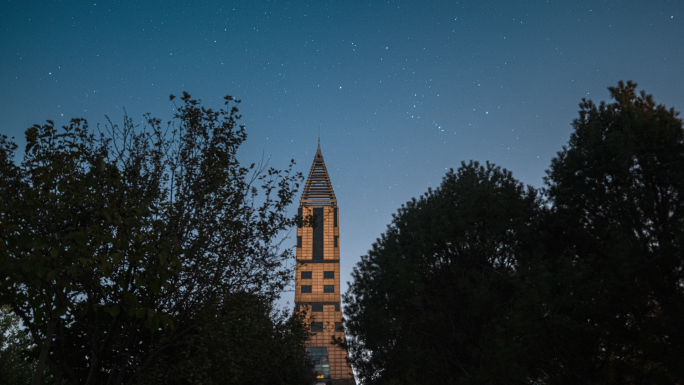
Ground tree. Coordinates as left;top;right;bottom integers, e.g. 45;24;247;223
342;161;541;384
0;93;308;384
341;81;684;384
542;81;684;383
137;292;316;385
0;305;35;385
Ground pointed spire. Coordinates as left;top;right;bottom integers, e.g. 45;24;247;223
301;136;336;206
315;126;323;160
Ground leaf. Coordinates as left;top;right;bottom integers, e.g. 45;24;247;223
124;292;139;306
35;264;48;278
151;280;161;295
110;304;120;317
112;252;124;263
46;269;59;281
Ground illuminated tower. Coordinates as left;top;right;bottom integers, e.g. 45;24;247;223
295;139;355;385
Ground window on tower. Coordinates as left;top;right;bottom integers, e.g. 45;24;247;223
297;236;302;248
301;285;312;293
307;347;330;379
312;208;324;261
324;285;334;293
301;271;312;279
323;271;334;279
310;322;324;333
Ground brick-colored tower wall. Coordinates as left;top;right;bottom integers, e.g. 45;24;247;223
295;205;355;383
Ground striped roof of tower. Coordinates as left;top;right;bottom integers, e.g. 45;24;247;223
300;138;337;206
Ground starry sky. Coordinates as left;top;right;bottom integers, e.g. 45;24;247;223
2;0;683;308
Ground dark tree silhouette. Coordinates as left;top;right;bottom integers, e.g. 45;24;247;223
0;93;313;385
342;81;684;385
342;161;540;384
541;81;684;383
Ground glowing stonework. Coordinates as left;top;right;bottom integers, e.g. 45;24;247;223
295;140;355;385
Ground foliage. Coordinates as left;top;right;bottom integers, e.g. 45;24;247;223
0;305;35;385
342;161;540;384
137;292;316;385
541;80;684;383
0;93;305;385
343;81;684;384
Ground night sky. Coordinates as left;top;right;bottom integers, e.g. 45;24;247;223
2;0;683;308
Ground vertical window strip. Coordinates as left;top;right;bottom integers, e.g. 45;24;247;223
312;208;324;260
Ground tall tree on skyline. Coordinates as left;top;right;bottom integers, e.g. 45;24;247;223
342;160;541;384
541;81;684;383
342;81;684;384
0;93;308;385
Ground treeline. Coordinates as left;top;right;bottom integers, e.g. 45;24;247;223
342;81;684;384
0;93;316;385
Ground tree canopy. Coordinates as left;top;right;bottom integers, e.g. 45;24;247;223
0;93;314;385
343;81;684;384
343;161;541;384
541;80;684;383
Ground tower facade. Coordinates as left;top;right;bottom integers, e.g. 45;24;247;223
295;141;355;385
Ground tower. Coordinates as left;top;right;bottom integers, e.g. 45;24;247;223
295;139;355;385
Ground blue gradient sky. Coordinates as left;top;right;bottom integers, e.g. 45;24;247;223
2;0;683;307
